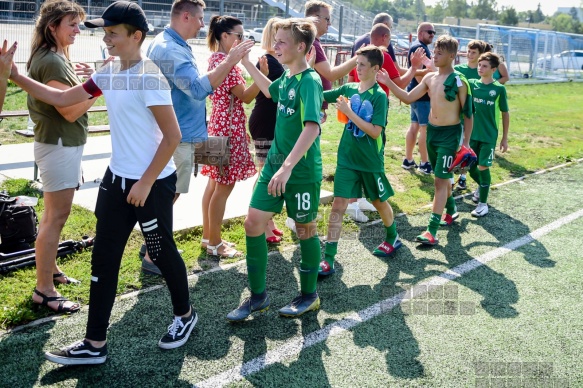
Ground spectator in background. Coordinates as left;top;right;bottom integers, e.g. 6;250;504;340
452;39;507;191
248;17;285;244
0;40;17;112
145;0;253;274
296;0;359;226
27;0;96;314
201;16;263;259
401;22;436;175
345;24;424;220
304;0;357;123
351;13;403;74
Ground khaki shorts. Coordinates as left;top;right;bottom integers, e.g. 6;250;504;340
173;142;194;194
34;139;83;192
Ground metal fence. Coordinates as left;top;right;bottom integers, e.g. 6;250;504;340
2;0;583;81
436;23;583;81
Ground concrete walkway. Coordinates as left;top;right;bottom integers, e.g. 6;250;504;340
0;135;333;231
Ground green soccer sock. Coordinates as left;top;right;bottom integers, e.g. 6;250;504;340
445;195;457;215
427;213;441;237
299;236;321;294
479;168;492;203
385;221;398;245
246;234;268;295
323;241;338;268
469;165;481;185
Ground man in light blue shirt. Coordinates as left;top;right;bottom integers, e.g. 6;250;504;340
143;0;252;274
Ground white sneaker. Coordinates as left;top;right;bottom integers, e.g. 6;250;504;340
471;203;489;217
346;203;369;222
356;198;377;211
471;189;480;204
285;217;297;234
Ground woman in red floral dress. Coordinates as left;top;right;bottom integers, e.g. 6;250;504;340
202;15;266;258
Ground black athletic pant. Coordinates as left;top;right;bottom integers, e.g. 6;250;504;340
86;167;190;342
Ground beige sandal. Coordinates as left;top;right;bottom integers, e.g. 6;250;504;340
206;241;242;258
201;238;236;249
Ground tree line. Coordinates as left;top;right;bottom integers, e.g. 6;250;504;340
350;0;583;34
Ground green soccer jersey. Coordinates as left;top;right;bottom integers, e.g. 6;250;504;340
263;68;323;184
323;83;388;172
469;79;509;144
455;63;502;81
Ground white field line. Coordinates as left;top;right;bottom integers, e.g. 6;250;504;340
2;159;581;336
193;208;583;388
420;158;583;209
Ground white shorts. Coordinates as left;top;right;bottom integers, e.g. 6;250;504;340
34;139;84;192
173;142;194;194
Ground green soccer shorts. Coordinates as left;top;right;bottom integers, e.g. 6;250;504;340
250;180;321;224
426;123;463;179
333;166;393;202
470;139;496;168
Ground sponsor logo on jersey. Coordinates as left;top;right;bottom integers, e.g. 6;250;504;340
278;101;295;116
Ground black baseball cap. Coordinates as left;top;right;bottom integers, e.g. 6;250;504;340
85;1;149;31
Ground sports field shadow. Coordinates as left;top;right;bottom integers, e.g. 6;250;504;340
244;312;332;387
0;319;55;385
38;289;193;387
218;252;301;365
313;215;442;380
442;209;520;319
494;154;535;178
461;203;554;268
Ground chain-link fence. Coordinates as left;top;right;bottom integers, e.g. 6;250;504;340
2;0;583;81
436;23;583;81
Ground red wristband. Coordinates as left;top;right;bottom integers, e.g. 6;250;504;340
82;78;103;99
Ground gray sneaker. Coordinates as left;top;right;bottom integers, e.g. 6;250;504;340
278;293;320;317
227;293;270;322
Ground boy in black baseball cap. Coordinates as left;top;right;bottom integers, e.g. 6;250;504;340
85;0;149;31
9;0;196;365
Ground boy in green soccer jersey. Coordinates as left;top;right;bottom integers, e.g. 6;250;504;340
377;35;473;246
453;40;505;191
467;52;510;217
318;46;400;277
226;18;324;321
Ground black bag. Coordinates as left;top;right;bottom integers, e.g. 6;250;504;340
0;194;38;253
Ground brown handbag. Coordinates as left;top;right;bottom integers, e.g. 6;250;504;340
193;94;234;176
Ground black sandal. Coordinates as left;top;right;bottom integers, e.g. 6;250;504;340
53;272;81;285
33;289;81;313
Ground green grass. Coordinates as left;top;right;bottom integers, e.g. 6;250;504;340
0;82;582;330
0;163;581;386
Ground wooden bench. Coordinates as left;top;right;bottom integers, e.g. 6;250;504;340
1;106;110;139
15;124;110;138
0;105;108;120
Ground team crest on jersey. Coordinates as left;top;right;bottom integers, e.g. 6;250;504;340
288;88;296;101
489;90;496;97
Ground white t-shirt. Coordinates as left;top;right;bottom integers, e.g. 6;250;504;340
91;59;175;180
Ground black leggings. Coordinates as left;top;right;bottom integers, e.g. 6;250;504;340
85;168;190;341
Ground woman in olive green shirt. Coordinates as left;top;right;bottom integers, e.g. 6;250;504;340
28;0;95;313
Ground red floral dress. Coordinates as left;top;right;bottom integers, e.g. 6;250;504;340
201;52;257;185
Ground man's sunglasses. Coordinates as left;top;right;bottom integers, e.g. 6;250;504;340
425;30;436;35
